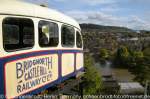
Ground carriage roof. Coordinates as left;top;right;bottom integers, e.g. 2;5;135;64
0;0;80;29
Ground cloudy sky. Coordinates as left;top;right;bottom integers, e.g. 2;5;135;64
24;0;150;30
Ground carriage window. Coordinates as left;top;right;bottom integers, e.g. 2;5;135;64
61;25;75;47
39;21;59;47
76;31;82;48
3;18;34;51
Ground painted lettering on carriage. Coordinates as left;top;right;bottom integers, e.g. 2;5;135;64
16;57;53;94
5;55;58;98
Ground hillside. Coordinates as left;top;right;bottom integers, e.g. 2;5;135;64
80;24;134;33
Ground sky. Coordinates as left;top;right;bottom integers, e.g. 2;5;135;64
24;0;150;30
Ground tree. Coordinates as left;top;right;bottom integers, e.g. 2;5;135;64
113;46;129;67
83;54;102;95
132;57;150;85
127;50;150;85
128;51;144;68
99;48;109;59
133;51;144;58
118;46;129;58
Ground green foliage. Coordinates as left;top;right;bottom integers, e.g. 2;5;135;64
113;46;149;85
113;46;129;67
99;48;109;59
118;48;150;85
143;47;150;57
83;54;102;95
118;46;129;58
130;57;150;84
127;51;144;67
132;51;144;58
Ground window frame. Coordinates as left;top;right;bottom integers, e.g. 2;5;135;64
2;17;35;52
61;24;75;48
38;20;59;48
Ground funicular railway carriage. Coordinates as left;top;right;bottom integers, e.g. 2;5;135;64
0;1;84;98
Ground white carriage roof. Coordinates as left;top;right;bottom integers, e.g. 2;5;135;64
0;0;80;29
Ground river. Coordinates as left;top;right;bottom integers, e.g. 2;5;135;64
95;61;135;82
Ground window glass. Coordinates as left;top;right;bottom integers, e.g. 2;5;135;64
3;18;34;51
3;24;19;44
76;31;82;48
61;25;75;47
39;21;59;47
23;27;34;44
